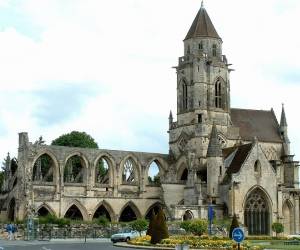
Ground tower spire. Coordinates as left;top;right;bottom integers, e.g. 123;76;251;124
280;103;287;127
184;2;220;40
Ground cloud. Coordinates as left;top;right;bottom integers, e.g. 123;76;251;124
32;83;98;126
0;0;299;162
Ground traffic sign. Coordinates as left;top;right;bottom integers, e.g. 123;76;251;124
208;205;214;221
232;227;245;243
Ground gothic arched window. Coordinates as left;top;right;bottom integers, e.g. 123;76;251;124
254;160;262;177
33;154;54;182
182;81;188;111
244;188;269;235
122;158;136;184
215;79;222;108
199;42;203;50
212;44;217;57
95;157;110;185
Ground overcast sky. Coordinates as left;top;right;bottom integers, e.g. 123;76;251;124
0;0;299;161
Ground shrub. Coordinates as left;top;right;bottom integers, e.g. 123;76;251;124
188;219;208;236
180;220;192;232
131;219;148;236
272;222;284;237
214;217;231;231
151;207;169;244
38;214;71;227
96;216;110;227
229;214;239;239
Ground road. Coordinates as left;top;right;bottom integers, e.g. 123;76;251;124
0;240;128;250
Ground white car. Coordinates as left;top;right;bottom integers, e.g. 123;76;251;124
111;228;143;243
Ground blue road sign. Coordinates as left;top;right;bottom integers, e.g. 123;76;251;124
232;227;245;243
208;205;214;221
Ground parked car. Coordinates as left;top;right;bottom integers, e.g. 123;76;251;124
111;228;145;243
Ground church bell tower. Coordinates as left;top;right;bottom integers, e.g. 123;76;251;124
169;2;232;162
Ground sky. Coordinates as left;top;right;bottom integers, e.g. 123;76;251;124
0;0;299;162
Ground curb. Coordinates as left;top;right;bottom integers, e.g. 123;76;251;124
114;242;174;250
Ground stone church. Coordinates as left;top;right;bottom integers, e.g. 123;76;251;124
1;3;299;235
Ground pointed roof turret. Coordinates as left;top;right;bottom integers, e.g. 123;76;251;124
280;104;287;127
184;3;221;41
207;123;223;157
169;110;173;120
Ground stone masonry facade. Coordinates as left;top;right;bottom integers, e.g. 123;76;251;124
1;4;299;236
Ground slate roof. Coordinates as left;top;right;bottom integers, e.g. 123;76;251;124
184;6;220;40
231;108;282;143
223;143;253;174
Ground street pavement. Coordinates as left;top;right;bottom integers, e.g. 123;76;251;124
0;239;128;250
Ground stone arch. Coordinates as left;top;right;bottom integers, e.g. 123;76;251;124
119;201;142;222
32;152;59;183
145;202;163;219
145;158;166;185
93;153;116;187
7;198;16;222
176;156;188;182
36;203;56;217
92;200;115;221
243;187;272;235
64;200;88;221
64;152;89;184
31;149;60;182
283;199;294;235
120;155;141;185
183;210;194;221
177;164;188;183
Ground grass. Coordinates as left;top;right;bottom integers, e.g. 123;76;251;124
249;240;300;249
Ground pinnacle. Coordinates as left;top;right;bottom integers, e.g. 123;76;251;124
207;123;223;157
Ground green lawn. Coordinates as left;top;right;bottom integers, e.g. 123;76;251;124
250;240;300;249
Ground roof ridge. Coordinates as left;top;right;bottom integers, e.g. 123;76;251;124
231;107;272;112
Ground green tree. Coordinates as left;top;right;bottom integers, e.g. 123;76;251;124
131;219;148;236
188;219;208;236
147;210;156;236
272;222;284;237
151;207;169;244
0;171;4;192
229;214;239;239
51;131;98;149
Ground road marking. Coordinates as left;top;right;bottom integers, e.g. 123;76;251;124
42;247;52;250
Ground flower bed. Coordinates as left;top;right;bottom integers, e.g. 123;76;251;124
129;235;262;250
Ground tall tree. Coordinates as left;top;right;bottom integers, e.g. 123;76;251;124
51;131;98;149
151;207;169;244
0;171;4;192
229;214;240;239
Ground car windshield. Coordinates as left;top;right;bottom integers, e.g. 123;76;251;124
119;228;131;233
